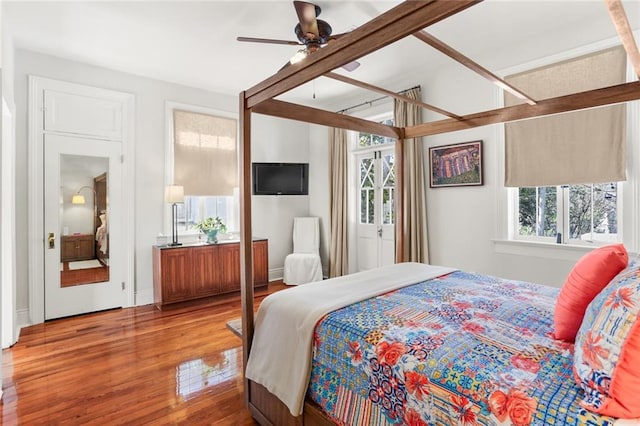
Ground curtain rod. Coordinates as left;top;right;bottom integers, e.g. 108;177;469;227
337;84;421;114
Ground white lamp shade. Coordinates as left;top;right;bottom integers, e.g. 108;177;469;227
71;194;86;204
165;185;184;203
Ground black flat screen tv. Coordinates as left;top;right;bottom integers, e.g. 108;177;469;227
252;162;309;195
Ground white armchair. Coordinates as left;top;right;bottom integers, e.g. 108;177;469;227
283;217;323;285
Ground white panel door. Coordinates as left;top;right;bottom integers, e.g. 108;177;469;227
44;90;123;140
44;134;123;319
355;148;395;271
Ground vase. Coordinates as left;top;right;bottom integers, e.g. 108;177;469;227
206;230;219;243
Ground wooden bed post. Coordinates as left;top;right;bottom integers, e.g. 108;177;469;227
395;137;405;263
239;91;254;406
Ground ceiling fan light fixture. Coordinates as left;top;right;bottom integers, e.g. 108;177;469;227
290;49;308;64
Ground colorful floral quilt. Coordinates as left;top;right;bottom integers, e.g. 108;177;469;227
308;271;617;425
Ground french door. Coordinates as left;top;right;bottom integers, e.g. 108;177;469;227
355;148;395;271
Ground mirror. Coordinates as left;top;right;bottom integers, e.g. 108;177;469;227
59;154;109;287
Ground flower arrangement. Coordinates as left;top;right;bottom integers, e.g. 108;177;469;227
194;217;227;243
194;216;227;233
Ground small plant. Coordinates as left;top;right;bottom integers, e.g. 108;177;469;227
194;217;227;234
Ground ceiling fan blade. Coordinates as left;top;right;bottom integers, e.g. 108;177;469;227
279;61;292;72
341;60;360;72
237;36;301;46
293;1;319;38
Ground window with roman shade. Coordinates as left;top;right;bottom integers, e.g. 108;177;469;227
503;46;629;246
504;46;627;188
173;109;238;196
168;107;240;234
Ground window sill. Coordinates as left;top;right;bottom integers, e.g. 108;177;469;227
493;239;594;262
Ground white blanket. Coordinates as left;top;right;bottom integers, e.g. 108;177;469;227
245;262;456;416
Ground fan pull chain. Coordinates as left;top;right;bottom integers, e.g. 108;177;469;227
313;79;316;99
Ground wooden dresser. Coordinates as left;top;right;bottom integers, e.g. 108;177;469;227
152;238;268;309
61;234;95;262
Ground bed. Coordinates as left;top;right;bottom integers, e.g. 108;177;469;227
245;262;638;425
236;1;640;424
307;269;611;425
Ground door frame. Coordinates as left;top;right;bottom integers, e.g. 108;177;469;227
28;76;135;324
2;95;18;347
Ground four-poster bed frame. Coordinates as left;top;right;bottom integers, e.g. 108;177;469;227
237;1;640;424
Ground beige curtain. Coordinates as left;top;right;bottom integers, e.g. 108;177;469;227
394;88;429;263
173;109;238;196
504;47;626;187
329;127;348;277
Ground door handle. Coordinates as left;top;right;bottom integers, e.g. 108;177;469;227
48;232;55;249
377;227;383;238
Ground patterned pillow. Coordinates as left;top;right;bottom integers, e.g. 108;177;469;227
573;258;640;418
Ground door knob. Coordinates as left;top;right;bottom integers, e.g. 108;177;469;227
48;233;55;249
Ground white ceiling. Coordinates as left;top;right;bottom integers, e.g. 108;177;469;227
5;0;640;110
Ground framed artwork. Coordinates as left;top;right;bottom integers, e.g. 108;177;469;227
429;140;483;187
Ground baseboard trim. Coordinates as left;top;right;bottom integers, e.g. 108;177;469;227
268;267;283;282
16;308;30;329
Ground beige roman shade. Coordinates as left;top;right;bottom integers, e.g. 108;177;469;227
504;47;626;187
173;109;238;196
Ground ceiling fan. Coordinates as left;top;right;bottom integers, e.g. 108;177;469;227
237;1;360;72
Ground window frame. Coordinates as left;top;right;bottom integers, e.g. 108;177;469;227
495;34;640;257
512;183;623;247
164;101;240;239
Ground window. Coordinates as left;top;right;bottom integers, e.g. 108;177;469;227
357;152;395;226
516;183;619;244
166;102;239;235
358;118;394;147
504;46;628;248
359;157;375;224
381;152;395;225
176;192;237;234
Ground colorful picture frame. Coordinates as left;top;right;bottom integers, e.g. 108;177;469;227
429;140;483;187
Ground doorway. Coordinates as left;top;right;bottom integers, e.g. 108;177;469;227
355;148;396;271
28;76;135;323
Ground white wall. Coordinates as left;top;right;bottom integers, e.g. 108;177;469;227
250;114;312;279
13;49;310;314
308;124;330;276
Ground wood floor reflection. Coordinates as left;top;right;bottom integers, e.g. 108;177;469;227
1;281;288;425
60;262;109;287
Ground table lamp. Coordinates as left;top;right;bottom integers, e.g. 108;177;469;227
165;185;184;246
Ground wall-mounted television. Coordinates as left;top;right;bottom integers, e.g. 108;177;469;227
252;162;309;195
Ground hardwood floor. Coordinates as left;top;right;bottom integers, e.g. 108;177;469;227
1;281;289;425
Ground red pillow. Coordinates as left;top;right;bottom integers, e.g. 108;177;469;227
553;243;628;342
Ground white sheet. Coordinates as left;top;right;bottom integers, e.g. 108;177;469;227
245;262;456;416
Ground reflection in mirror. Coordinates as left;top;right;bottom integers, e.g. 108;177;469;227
60;154;109;288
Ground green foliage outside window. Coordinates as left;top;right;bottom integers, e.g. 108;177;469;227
518;183;617;241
